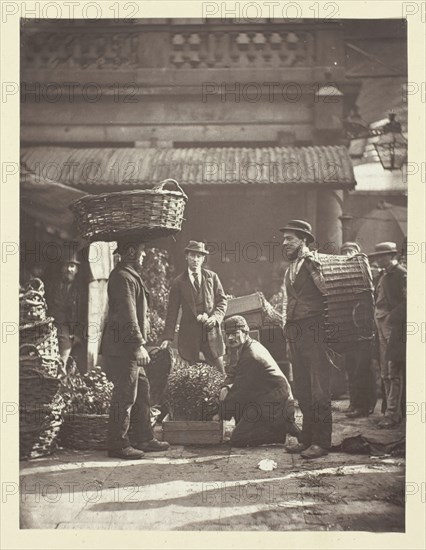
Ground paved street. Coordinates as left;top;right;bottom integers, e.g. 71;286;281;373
20;400;405;531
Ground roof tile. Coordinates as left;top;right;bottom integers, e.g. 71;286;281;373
21;146;356;188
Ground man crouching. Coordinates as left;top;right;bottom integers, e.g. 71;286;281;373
219;315;301;447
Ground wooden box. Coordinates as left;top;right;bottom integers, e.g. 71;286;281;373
162;414;225;445
225;293;263;329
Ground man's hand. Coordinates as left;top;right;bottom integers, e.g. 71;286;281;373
134;345;150;367
160;340;171;350
204;316;217;330
219;387;229;402
197;313;209;323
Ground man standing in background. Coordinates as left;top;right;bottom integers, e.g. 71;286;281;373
369;242;407;428
340;242;377;418
46;251;83;368
161;241;228;373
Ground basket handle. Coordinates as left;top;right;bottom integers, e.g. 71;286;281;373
19;343;41;358
153;179;187;198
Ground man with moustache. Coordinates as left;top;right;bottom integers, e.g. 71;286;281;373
161;241;227;373
280;220;332;459
219;315;301;447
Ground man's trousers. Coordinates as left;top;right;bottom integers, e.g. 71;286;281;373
103;356;154;451
286;316;332;449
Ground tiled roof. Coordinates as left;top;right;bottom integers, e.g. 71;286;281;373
21;146;356;188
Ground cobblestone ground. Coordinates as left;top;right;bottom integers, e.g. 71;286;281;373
20;399;405;531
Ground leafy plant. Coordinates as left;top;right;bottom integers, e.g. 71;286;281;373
140;247;174;345
166;362;225;421
60;363;113;415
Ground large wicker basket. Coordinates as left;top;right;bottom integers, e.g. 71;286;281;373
69;179;188;243
59;413;109;450
320;253;375;353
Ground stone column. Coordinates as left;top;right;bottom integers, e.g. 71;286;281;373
316;189;343;254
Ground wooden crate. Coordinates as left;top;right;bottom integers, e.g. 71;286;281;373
162;414;225;445
225;293;263;328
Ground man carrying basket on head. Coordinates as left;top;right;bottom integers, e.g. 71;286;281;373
161;241;228;373
101;237;170;459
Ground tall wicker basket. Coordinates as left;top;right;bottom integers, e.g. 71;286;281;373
320;253;375;353
69;179;188;243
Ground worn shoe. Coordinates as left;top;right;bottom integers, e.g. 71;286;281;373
300;444;329;459
285;442;310;454
136;438;170;452
377;417;398;429
345;409;369;419
108;446;145;460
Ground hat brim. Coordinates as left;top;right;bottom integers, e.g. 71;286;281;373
279;226;315;243
368;250;398;257
184;247;209;255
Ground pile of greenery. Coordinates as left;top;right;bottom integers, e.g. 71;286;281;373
60;364;113;416
141;247;174;345
166;361;225;421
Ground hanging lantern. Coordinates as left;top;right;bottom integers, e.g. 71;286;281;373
373;113;407;171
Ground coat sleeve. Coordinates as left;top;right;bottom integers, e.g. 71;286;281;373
388;269;407;325
162;278;181;341
113;272;145;348
210;273;228;324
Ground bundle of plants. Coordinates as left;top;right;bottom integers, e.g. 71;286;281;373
59;362;114;450
140;247;174;345
60;363;113;417
166;362;225;421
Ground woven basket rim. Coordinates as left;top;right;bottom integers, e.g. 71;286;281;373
19;317;54;331
64;412;109;419
70;187;188;210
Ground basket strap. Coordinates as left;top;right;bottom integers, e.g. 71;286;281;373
19;343;41;357
153;179;187;198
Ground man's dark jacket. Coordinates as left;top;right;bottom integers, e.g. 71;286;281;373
376;262;407;362
100;263;150;358
223;338;293;409
162;268;227;361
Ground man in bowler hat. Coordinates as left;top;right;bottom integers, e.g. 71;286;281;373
101;237;170;459
369;242;406;427
161;241;228;373
280;220;332;459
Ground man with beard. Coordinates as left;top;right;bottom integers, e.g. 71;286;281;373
281;220;332;459
101;238;170;459
219;315;301;447
46;251;83;368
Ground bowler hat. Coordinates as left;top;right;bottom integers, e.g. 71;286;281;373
184;240;209;255
279;220;315;244
224;315;250;333
341;241;361;254
368;241;398;257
